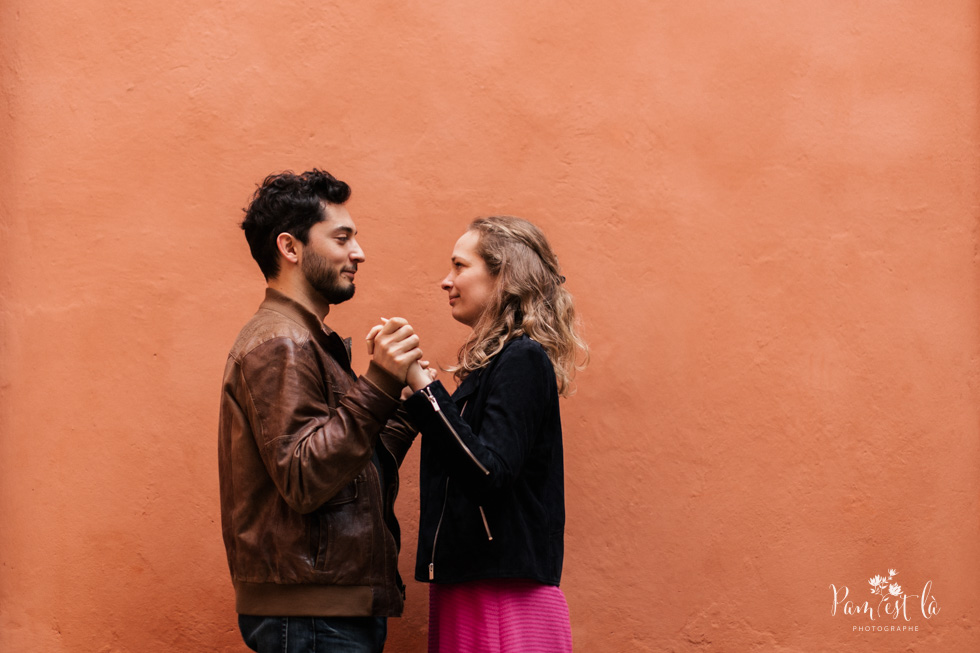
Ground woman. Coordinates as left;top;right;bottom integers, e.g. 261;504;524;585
402;216;587;653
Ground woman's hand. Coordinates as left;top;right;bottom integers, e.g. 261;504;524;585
406;359;438;393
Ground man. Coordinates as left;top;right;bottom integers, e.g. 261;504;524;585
218;169;421;652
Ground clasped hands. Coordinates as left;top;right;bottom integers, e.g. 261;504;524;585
365;318;437;396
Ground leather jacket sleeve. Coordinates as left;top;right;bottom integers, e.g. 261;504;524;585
406;339;556;499
380;406;420;467
239;335;401;514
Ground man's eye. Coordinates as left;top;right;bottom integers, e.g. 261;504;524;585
336;236;349;243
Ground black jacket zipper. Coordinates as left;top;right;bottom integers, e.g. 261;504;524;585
422;386;490;476
425;393;494;579
429;477;450;580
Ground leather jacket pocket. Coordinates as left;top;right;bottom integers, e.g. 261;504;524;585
324;478;359;506
312;478;360;571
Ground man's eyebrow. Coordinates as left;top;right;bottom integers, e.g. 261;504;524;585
332;225;356;235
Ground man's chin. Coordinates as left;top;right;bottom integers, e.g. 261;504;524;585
337;285;356;304
315;283;355;306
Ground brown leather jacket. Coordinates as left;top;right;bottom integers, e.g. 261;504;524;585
218;289;417;617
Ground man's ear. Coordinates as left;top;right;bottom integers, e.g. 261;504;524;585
276;232;301;265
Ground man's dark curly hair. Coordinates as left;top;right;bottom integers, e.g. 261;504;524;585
241;169;351;280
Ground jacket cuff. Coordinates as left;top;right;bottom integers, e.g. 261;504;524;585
404;380;447;423
362;362;404;400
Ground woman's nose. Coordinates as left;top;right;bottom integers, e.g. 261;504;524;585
440;274;453;291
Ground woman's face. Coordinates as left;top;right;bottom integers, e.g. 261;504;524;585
441;230;495;327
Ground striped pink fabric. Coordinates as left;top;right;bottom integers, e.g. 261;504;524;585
428;578;574;653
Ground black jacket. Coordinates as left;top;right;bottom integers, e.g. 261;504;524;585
405;336;565;585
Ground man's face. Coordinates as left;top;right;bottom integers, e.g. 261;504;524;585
300;203;365;305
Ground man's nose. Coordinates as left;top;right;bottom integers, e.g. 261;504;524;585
350;239;365;263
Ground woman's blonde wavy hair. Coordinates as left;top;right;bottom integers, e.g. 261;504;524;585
450;216;588;396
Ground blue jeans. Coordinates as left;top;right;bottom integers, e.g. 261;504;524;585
238;615;387;653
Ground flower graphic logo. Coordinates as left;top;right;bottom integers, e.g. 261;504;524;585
831;568;941;625
869;569;899;596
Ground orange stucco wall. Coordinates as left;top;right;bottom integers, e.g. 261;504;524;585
2;2;978;652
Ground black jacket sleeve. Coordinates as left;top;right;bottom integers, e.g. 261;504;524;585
405;339;556;499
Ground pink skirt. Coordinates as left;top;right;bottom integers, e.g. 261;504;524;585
428;578;573;653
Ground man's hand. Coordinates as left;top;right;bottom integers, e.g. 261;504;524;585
365;317;422;383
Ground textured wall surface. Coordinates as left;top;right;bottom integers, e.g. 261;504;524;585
1;2;978;652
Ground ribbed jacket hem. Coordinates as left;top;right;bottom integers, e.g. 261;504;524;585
234;582;401;617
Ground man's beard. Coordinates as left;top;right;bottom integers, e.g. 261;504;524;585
302;249;356;305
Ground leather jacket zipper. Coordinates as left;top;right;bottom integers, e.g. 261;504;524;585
429;477;451;580
422;386;490;476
